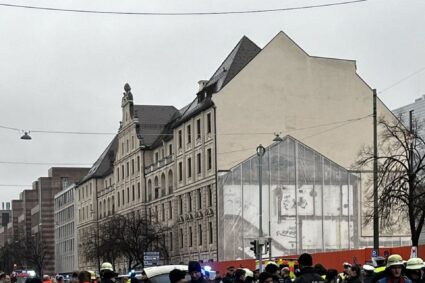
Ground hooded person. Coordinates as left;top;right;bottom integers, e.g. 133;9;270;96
234;269;247;283
188;261;207;283
347;265;362;283
405;258;425;283
378;254;411;283
293;253;325;283
169;269;187;283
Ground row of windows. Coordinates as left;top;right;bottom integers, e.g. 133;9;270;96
78;183;92;201
78;204;93;222
177;113;212;149
54;188;74;210
55;238;74;253
177;185;213;215
55;206;74;225
116;156;141;182
147;171;173;201
116;183;141;208
55;222;74;239
172;222;214;250
178;149;212;182
120;135;138;157
99;195;116;219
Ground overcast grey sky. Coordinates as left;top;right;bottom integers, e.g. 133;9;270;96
0;0;424;203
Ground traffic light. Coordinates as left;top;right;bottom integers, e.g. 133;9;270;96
250;240;258;256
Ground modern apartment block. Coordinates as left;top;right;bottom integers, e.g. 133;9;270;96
76;31;407;271
393;95;425;134
54;184;78;275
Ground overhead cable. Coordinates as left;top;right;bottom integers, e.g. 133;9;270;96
0;0;367;16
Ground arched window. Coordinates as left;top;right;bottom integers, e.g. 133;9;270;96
99;201;102;219
154;176;159;199
161;173;166;196
168;170;173;194
148;179;152;201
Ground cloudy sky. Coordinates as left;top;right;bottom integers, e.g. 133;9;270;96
0;0;424;204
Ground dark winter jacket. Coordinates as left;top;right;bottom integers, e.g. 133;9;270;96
293;267;326;283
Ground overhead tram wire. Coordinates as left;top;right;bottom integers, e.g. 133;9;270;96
0;0;367;16
379;66;425;95
0;114;372;138
0;161;93;166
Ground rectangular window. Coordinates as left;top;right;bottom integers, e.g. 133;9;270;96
162;204;165;221
155;152;159;162
170;232;173;251
169;144;173;155
179;196;183;215
188;193;192;212
132;185;135;201
197;189;202;210
208;185;212;207
187;158;192;178
187;125;191;144
180;229;184;248
178;130;182;148
117;193;120;207
137;183;141;199
197;153;202;174
131;159;134;174
207;113;211;134
178;162;183;181
121;165;124;179
137;156;140;171
196;119;201;139
127;188;130;203
126;162;129;177
168;201;173;219
189;227;193;247
199;224;203;246
209;222;213;244
121;190;124;206
207;148;212;170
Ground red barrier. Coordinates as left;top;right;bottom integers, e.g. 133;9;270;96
207;245;423;274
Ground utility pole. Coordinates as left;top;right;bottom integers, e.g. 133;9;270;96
256;144;266;272
373;89;379;255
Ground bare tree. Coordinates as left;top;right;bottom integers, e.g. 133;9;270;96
17;233;48;277
357;116;425;246
82;212;170;272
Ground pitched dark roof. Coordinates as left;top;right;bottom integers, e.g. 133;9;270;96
134;105;179;147
203;36;261;94
80;135;118;183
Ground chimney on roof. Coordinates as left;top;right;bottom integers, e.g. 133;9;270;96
198;80;208;92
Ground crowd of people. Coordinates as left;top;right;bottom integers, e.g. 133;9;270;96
171;253;425;283
1;253;424;283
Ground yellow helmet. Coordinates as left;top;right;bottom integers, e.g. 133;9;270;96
406;258;425;270
386;254;404;268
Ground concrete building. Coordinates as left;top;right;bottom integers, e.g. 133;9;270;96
54;184;78;275
31;167;89;275
76;31;408;269
393;95;425;133
0;202;11;246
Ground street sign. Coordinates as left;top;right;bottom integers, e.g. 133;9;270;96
144;252;160;266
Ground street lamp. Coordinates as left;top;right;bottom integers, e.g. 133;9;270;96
256;144;266;271
21;131;32;140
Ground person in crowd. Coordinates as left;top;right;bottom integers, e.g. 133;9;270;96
188;261;207;283
0;273;6;283
373;257;387;283
259;272;273;283
338;263;352;283
100;262;117;283
169;269;187;283
242;269;254;283
280;267;292;283
293;253;325;283
214;271;222;283
326;269;338;283
253;270;260;283
315;264;327;281
234;269;247;283
378;254;411;283
405;258;425;283
265;263;280;283
347;265;362;283
43;275;51;283
362;265;375;283
79;271;92;283
223;267;236;283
